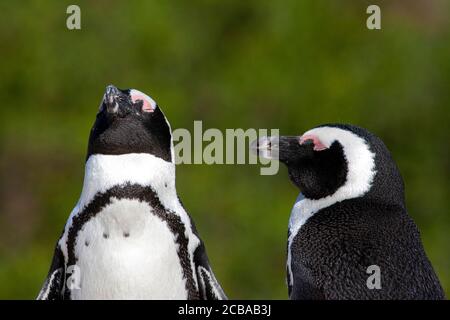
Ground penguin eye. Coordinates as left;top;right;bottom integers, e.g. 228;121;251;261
136;98;153;113
301;139;315;147
130;90;156;113
299;134;328;151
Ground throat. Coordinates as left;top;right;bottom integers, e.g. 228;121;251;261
289;193;312;232
79;153;176;209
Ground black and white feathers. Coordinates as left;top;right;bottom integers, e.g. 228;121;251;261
255;124;445;300
37;85;226;300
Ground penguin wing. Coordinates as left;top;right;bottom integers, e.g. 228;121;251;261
36;243;65;300
289;261;325;300
193;242;227;300
180;199;227;300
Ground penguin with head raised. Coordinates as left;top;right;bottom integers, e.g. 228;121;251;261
37;85;226;300
253;124;445;300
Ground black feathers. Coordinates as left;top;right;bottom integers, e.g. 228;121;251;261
87;87;172;162
288;141;348;199
290;199;445;299
65;183;199;300
282;124;445;300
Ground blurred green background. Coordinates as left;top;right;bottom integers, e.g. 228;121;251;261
0;0;449;299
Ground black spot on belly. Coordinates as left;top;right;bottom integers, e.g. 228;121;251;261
123;232;130;238
85;240;89;246
65;183;199;300
103;233;109;239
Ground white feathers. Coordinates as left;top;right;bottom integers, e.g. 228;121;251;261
58;153;201;298
287;126;377;287
78;153;177;213
291;126;376;224
71;198;188;300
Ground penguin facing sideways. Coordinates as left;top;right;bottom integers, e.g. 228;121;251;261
253;124;445;300
37;85;227;300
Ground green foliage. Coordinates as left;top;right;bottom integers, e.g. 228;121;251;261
0;1;448;299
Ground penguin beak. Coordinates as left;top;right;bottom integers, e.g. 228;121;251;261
251;136;280;160
251;136;314;164
101;84;132;116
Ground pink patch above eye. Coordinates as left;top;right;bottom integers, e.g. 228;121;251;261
131;93;154;113
299;134;328;151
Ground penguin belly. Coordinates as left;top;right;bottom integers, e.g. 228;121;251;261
70;198;188;300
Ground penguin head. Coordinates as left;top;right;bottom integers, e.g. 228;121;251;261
254;124;404;205
86;85;173;163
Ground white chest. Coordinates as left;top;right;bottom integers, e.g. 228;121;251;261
286;193;315;289
68;198;188;300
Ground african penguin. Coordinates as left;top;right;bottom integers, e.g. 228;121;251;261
253;124;445;300
37;85;227;300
